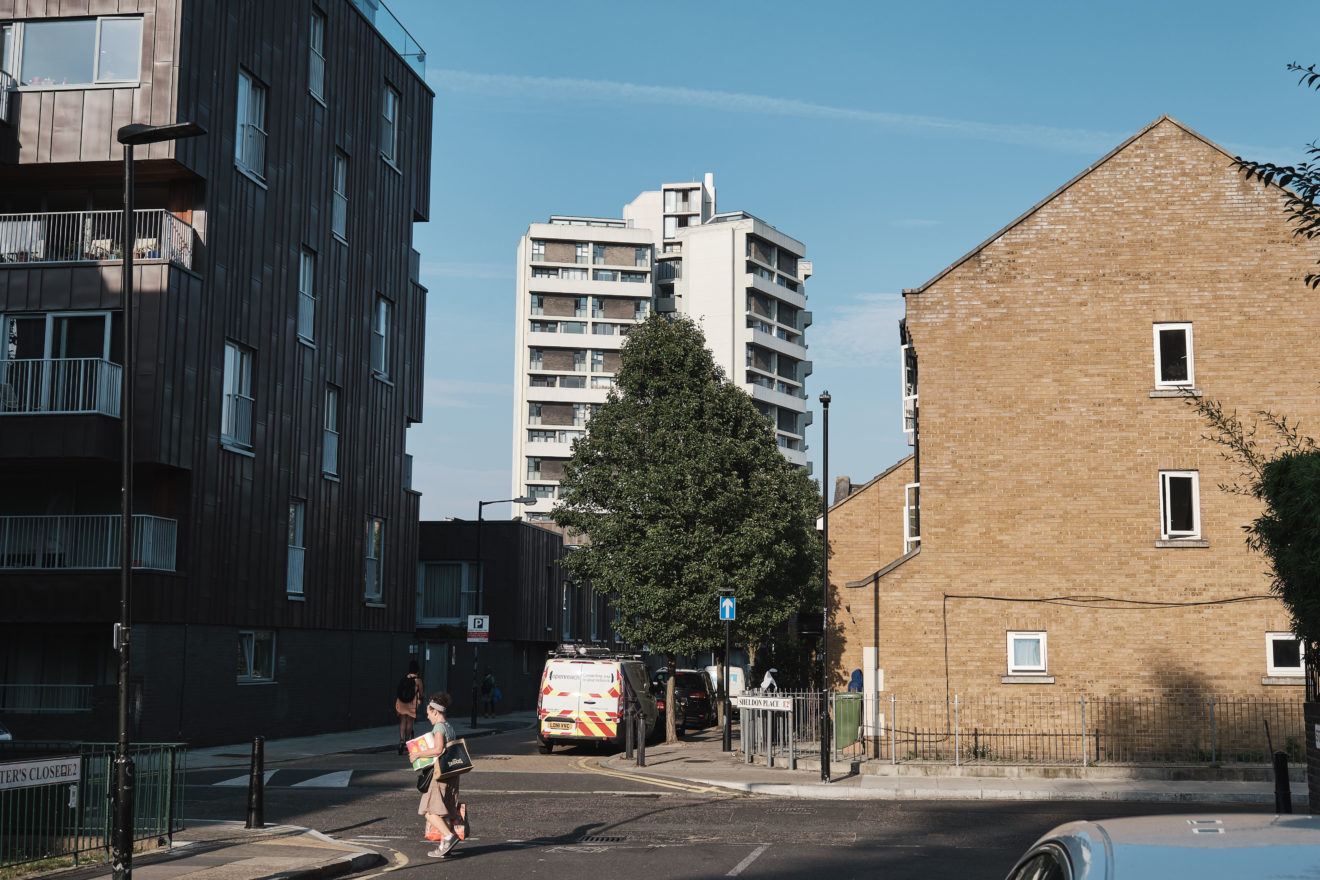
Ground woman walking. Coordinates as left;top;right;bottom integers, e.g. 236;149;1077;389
395;661;423;755
413;692;464;858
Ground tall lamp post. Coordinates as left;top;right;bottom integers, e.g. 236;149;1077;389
472;496;535;726
818;390;831;783
113;121;205;880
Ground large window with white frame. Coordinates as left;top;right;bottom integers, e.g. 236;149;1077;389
364;517;384;601
1266;632;1305;677
221;341;254;449
308;8;326;100
420;561;476;622
371;295;392;377
2;17;142;88
235;70;268;180
297;248;316;342
322;384;339;476
332;151;348;241
1153;322;1194;389
287;500;305;596
1006;631;1047;676
1159;470;1200;540
380;84;400;164
236;630;275;682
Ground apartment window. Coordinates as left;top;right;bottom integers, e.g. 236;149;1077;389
561;267;587;280
3;17;142;88
575;243;589;264
1266;632;1305;677
574;296;588;317
620;271;647;283
528;484;556;500
573;351;586;372
561;321;586;334
531;240;545;261
308;9;326;100
297;249;316;342
528;402;543;425
531;268;558;279
904;483;921;554
221;342;254;449
371;296;392;377
663;216;677;239
287;500;306;595
322;385;339;476
593;243;606;264
1153;323;1194;388
380;84;400;164
421;561;474;621
1006;632;1047;675
635;247;649;268
528;348;543;369
332;151;349;240
560;375;585;389
527;457;543;480
594;269;617;282
364;517;384;600
236;630;275;682
236;70;268;179
1159;470;1200;540
634;300;649;320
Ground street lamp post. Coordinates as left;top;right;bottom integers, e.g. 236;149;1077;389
819;390;831;783
473;496;535;727
113;121;204;880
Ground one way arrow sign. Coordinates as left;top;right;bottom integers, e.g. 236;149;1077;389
719;596;736;621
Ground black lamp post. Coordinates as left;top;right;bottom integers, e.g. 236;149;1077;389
472;495;535;726
113;121;204;880
819;390;831;783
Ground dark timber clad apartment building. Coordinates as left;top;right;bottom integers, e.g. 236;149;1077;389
0;0;433;746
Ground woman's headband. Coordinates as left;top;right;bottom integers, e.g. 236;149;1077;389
428;701;446;713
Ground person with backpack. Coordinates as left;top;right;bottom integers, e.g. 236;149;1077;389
480;667;497;718
395;660;423;754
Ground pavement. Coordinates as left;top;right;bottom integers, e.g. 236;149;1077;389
29;710;1309;880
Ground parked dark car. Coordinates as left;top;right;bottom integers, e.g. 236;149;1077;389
652;668;717;730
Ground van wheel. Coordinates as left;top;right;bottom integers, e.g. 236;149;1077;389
538;738;553;754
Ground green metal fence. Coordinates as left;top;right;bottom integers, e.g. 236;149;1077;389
0;742;186;870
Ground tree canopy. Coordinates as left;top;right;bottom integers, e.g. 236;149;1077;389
552;313;821;661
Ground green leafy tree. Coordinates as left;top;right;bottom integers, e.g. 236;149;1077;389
1236;63;1320;288
553;314;821;741
1187;395;1320;693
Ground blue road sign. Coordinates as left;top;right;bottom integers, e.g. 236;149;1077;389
719;596;736;621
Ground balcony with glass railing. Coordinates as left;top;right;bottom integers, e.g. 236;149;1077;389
0;514;178;571
0;210;194;269
0;358;122;416
348;0;426;76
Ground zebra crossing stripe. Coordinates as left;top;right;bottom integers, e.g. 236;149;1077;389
292;771;353;788
216;770;277;787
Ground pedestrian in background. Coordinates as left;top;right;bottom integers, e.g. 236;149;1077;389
395;660;423;755
481;667;497;718
414;692;464;857
847;669;863;692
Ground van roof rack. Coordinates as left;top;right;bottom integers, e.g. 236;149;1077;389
549;643;641;660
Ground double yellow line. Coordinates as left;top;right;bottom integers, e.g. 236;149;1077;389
573;756;736;795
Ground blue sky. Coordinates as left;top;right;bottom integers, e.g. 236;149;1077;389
394;0;1316;521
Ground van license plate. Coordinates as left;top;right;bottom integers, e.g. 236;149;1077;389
547;721;573;731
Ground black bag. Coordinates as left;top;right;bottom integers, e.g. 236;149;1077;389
415;762;434;793
437;738;473;779
397;675;416;703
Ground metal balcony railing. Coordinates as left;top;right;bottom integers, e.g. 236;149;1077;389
0;514;177;571
0;209;194;269
0;358;122;416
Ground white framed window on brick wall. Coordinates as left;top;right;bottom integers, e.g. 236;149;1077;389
1153;322;1194;389
1159;470;1200;540
1006;631;1047;676
1266;632;1305;678
237;629;275;682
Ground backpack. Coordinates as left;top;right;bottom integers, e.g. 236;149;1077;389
397;674;417;703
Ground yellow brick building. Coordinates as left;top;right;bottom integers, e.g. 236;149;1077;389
830;116;1320;762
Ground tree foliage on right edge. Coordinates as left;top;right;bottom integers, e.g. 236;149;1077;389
552;314;821;739
1236;63;1320;288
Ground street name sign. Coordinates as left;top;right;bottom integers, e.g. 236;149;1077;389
739;696;792;712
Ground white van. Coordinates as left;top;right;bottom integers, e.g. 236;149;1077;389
704;665;746;707
537;646;659;753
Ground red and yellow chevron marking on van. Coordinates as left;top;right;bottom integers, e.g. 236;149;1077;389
574;710;618;739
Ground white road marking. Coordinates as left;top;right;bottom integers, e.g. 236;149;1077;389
292;770;353;788
215;770;276;786
727;843;769;876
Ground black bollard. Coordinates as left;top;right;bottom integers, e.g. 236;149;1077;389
635;711;646;767
624;705;635;759
246;736;264;828
1273;750;1292;814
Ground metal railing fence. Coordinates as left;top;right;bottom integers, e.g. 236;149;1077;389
0;514;178;571
0;358;122;416
0;742;185;870
0;210;193;268
738;691;1306;767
